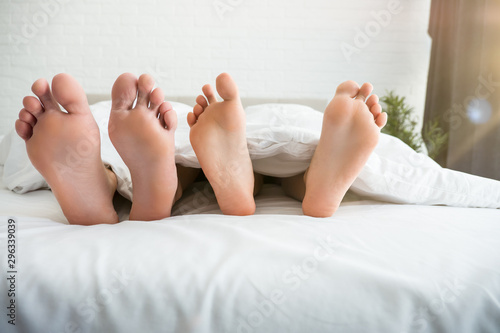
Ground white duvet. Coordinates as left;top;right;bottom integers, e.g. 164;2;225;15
1;181;500;333
1;102;500;333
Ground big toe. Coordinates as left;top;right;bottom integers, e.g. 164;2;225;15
51;73;89;114
335;80;360;98
216;73;239;101
112;73;138;111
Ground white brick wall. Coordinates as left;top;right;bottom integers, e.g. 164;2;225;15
0;0;431;135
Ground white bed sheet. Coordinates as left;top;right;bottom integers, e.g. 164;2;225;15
1;171;500;333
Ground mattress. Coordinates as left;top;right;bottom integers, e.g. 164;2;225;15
1;166;500;333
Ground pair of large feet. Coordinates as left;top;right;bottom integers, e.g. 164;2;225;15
15;73;179;224
15;73;386;224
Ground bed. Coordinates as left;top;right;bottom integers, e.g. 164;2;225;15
1;96;500;333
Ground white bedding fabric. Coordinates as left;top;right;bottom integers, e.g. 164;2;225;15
1;176;500;333
1;102;500;332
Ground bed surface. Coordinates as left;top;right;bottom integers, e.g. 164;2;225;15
1;165;500;333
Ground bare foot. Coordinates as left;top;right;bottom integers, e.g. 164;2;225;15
109;73;178;221
302;81;387;217
187;73;255;215
15;74;118;225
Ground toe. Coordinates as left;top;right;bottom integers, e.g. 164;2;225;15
375;112;388;129
136;74;155;108
196;95;208;109
112;73;138;111
149;87;164;111
202;84;218;104
51;73;89;114
19;108;37;127
187;112;197;127
31;78;60;112
366;94;379;109
216;72;239;101
370;103;382;118
159;102;177;130
23;96;44;118
15;119;33;141
193;104;204;117
336;80;360;98
355;83;373;102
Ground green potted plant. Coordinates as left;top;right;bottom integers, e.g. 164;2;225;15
380;91;448;160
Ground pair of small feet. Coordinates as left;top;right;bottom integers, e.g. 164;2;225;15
15;73;386;224
188;76;387;217
15;73;179;224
